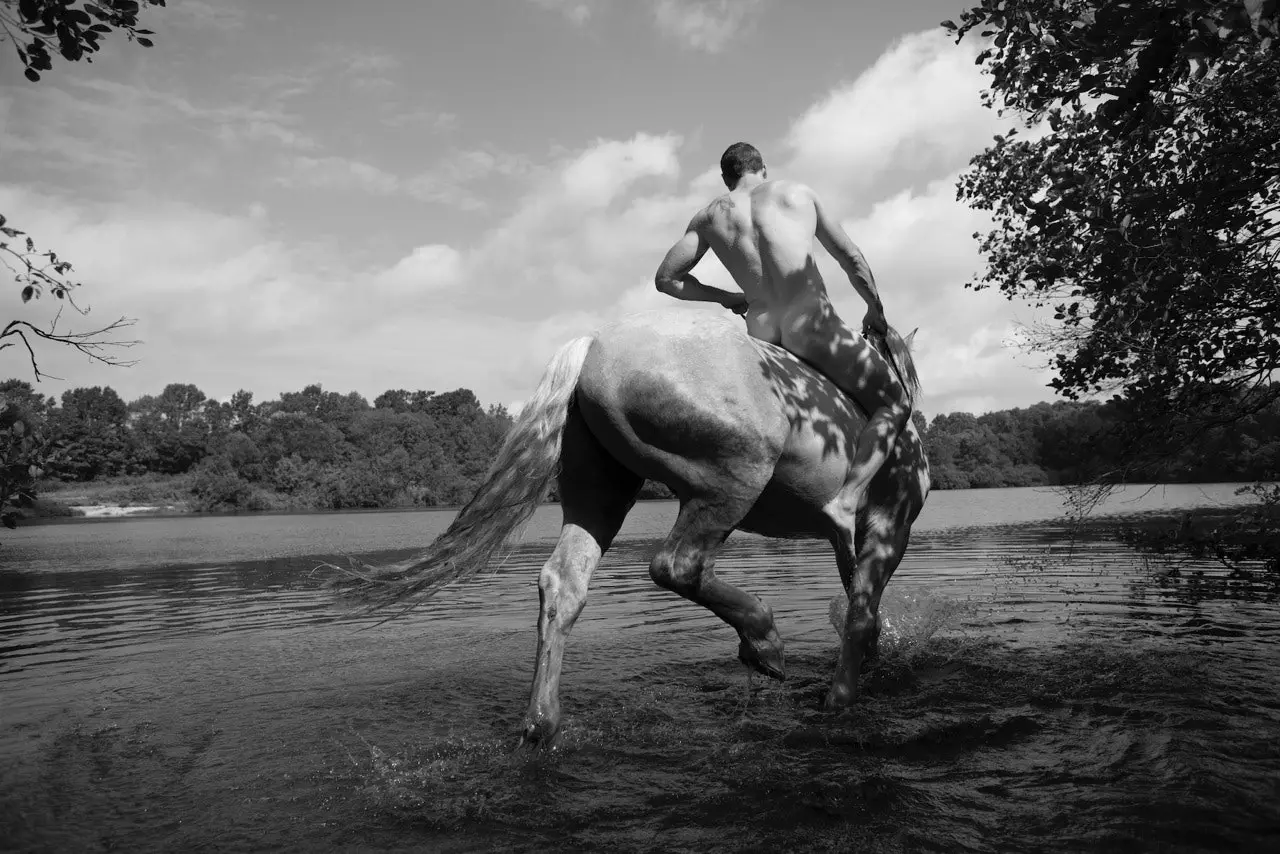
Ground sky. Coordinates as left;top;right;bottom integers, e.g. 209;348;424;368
0;0;1057;417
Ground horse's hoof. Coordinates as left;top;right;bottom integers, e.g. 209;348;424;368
823;681;856;710
519;718;562;750
738;633;786;681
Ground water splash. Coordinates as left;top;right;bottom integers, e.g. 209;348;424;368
827;585;977;654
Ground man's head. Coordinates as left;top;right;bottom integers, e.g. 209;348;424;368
720;142;765;189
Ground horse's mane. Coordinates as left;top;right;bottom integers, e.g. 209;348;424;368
873;324;922;408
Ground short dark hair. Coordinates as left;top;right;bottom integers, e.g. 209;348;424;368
720;142;764;187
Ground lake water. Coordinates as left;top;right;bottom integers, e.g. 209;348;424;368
2;484;1277;853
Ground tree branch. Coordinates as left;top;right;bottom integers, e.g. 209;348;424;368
1;316;139;381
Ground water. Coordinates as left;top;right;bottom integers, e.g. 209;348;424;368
2;485;1277;852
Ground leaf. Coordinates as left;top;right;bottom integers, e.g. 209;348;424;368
25;236;34;252
11;421;24;437
136;37;154;47
2;514;15;531
941;19;957;29
21;285;34;303
58;33;84;62
24;68;40;82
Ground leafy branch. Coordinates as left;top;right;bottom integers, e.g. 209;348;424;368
1;214;138;380
0;0;165;82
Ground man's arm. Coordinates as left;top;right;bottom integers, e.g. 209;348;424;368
812;192;886;331
655;214;748;313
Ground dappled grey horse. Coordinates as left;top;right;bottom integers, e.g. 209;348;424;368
342;310;929;747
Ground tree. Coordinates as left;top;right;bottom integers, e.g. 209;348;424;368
45;385;133;479
1;1;164;379
947;0;1280;454
0;383;46;530
129;382;210;473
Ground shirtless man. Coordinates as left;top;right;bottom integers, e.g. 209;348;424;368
654;141;916;521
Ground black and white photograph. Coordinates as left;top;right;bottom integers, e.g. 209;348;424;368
2;1;1278;851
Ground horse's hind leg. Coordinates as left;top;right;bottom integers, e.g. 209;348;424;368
521;409;641;748
650;497;786;680
825;503;914;709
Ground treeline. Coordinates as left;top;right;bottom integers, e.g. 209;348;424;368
2;379;1277;515
922;396;1280;489
1;379;518;512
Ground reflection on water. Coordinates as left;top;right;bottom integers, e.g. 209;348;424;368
2;485;1278;852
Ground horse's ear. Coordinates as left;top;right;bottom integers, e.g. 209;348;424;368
905;328;918;347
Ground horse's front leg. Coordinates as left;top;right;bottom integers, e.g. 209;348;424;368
521;524;602;748
825;506;912;710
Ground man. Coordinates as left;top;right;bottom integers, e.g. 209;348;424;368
654;141;917;521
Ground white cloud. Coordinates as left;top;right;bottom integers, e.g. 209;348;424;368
652;0;765;53
168;0;248;32
373;244;464;293
280;156;401;195
559;133;682;207
835;178;1055;415
784;29;1003;210
528;0;601;25
406;148;530;209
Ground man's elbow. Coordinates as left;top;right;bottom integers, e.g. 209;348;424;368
654;274;677;296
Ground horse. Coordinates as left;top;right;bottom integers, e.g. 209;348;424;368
341;309;929;747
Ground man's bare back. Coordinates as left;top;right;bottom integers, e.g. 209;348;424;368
655;141;916;530
692;179;885;347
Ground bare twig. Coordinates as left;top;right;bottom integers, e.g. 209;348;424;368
0;317;139;381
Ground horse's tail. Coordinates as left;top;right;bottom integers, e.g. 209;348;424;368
880;322;922;411
333;335;595;611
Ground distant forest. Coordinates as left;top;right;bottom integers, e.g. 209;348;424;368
2;378;1277;513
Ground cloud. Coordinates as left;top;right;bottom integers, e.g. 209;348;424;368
278;156;402;195
274;147;533;210
652;0;765;53
373;245;465;294
406;148;531;209
392;132;689;314
559;133;681;206
830;176;1055;415
528;0;601;25
383;107;459;134
167;0;248;32
783;29;1003;210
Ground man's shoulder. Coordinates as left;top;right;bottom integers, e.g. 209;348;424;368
693;194;734;224
763;179;817;201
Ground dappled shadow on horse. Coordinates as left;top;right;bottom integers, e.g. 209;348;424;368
330;309;929;748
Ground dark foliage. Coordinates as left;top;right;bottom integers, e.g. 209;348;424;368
10;375;1279;514
0;0;165;81
948;0;1280;453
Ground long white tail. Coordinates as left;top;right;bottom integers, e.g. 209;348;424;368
334;335;594;611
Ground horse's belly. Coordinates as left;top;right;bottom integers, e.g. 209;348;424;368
738;433;850;538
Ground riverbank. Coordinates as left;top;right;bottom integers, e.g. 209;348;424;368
1107;487;1279;573
25;472;684;519
31;475;196;519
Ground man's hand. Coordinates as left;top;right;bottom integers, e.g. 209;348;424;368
726;294;750;316
862;304;888;337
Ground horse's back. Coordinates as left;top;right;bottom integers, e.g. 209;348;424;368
576;310;927;536
575;311;787;498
